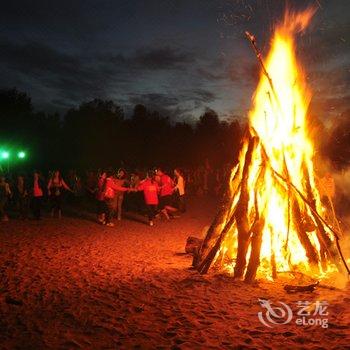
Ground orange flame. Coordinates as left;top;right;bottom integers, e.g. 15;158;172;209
212;8;341;279
249;8;318;274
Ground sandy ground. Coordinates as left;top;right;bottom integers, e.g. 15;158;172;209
0;198;349;350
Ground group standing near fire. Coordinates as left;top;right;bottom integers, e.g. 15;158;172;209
0;167;190;227
96;167;185;226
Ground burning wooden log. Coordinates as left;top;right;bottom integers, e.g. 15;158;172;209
244;217;265;282
284;281;319;293
272;167;349;275
244;162;267;283
197;213;236;274
193;156;243;268
291;198;320;272
233;135;258;279
193;9;349;283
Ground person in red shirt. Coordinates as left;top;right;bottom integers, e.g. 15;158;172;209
103;170;130;227
96;171;107;224
156;168;178;220
138;170;159;226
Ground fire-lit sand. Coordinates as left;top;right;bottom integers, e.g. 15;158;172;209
1;8;350;350
0;199;349;349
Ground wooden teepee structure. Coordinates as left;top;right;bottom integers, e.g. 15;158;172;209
192;11;349;282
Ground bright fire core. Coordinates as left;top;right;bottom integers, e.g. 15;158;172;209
246;10;319;273
205;8;343;280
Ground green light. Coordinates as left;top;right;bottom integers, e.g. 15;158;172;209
1;151;9;159
18;151;26;159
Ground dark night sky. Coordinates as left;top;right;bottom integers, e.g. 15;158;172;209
0;0;348;121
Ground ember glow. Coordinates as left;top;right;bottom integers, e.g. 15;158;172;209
196;8;346;282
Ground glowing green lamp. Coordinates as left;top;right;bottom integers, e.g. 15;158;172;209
18;151;26;159
1;151;9;159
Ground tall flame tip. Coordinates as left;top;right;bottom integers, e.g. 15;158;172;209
282;6;317;34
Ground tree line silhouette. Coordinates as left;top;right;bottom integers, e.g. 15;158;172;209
0;88;242;171
1;88;349;172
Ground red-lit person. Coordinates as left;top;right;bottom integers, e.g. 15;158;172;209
14;174;29;219
112;168;127;221
174;168;186;213
103;170;131;227
0;175;11;222
138;170;160;226
47;170;73;218
32;171;45;220
96;171;107;224
155;168;177;219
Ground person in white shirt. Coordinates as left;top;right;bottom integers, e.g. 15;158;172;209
174;168;186;213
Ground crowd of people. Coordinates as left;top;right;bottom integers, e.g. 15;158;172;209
0;164;230;227
94;167;186;227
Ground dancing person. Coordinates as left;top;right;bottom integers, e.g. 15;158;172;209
47;170;72;218
112;168;127;221
85;170;97;199
156;168;177;220
31;171;45;220
103;170;130;227
125;171;143;212
96;170;107;224
67;170;84;203
14;174;29;219
0;175;11;222
174;168;186;213
138;170;159;226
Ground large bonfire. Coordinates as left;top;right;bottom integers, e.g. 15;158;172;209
194;8;348;282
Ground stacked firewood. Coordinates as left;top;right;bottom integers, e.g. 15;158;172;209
192;129;348;282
